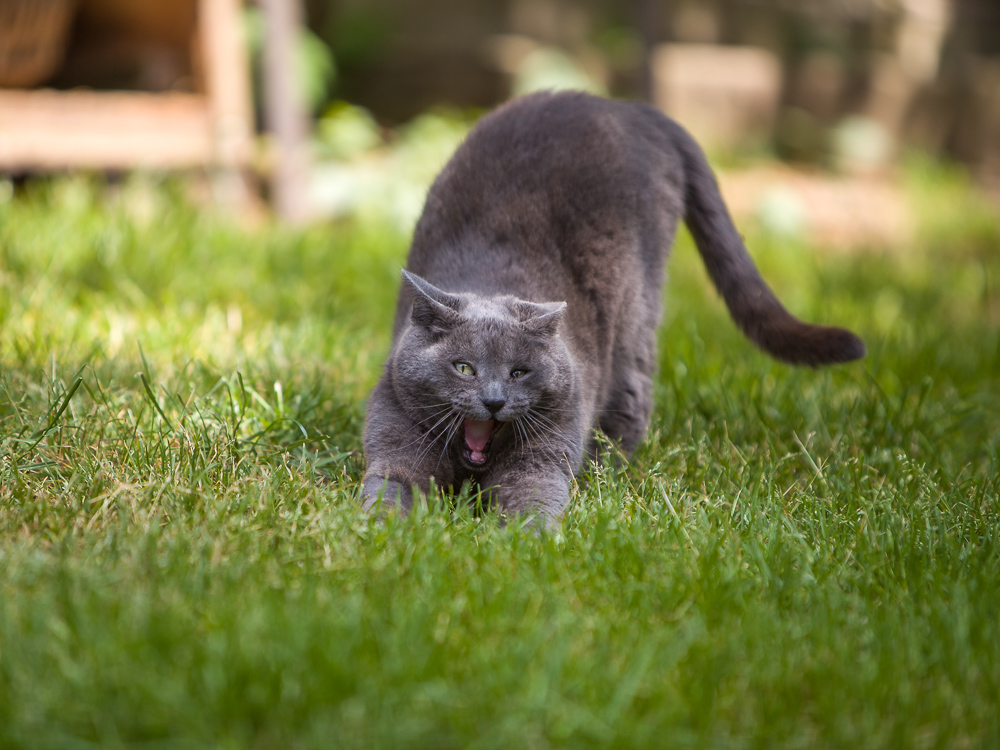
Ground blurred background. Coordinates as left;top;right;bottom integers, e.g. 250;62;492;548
1;0;999;235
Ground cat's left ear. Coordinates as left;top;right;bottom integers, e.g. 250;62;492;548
518;300;566;338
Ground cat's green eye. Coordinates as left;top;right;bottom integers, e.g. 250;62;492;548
454;362;475;376
510;369;528;379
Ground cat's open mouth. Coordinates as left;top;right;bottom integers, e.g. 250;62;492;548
462;418;497;467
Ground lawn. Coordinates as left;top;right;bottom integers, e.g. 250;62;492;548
1;158;998;749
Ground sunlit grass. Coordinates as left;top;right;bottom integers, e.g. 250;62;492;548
1;163;998;749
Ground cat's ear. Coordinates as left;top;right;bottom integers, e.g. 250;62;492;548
518;300;566;338
402;270;462;334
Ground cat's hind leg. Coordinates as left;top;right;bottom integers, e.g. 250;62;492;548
595;364;654;459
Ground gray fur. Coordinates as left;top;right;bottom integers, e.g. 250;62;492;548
361;91;864;523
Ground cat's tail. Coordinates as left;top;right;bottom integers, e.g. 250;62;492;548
666;119;866;366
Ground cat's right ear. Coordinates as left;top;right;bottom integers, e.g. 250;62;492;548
402;270;462;334
517;299;566;338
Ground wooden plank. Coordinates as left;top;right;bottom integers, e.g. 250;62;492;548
261;0;310;223
199;0;253;168
0;89;213;170
0;0;254;173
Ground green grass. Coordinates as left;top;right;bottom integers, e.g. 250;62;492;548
1;164;999;749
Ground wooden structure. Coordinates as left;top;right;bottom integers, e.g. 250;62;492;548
0;0;252;172
260;0;310;223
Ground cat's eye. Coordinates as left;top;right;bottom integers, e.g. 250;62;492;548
454;362;475;376
510;369;528;379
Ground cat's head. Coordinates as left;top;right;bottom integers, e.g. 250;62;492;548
391;270;575;469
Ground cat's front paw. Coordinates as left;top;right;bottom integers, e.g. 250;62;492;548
360;475;413;515
489;468;571;526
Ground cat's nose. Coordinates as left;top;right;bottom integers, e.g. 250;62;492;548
481;397;506;417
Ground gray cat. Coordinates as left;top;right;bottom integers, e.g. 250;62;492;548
361;91;864;523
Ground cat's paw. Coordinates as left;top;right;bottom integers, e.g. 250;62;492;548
360;475;412;516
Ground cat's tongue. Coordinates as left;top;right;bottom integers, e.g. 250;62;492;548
463;419;496;464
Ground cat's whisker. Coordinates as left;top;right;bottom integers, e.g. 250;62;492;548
397;406;458;465
515;418;536;467
391;406;455;453
413;432;444;468
391;428;436;454
520;412;559;459
413;409;460;467
526;408;559;434
408;430;437;464
537;405;632;418
527;409;561;432
447;412;463;444
422;406;458;432
435;412;464;470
